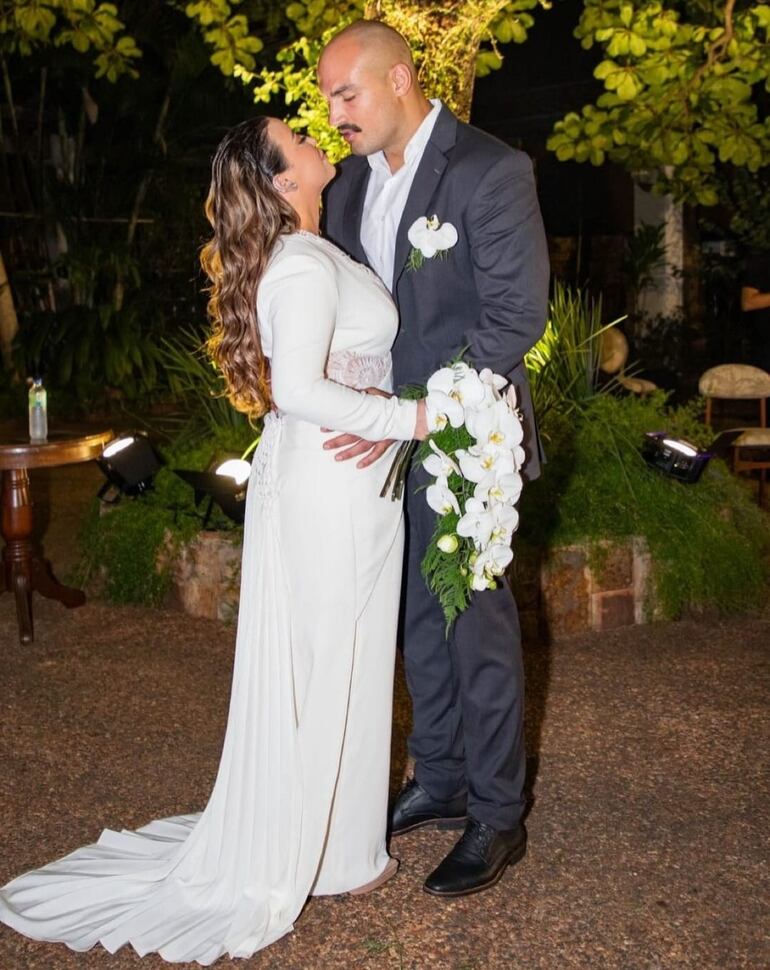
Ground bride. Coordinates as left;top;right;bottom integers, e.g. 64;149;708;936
0;116;428;964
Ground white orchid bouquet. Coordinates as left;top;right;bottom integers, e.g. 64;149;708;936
381;359;525;631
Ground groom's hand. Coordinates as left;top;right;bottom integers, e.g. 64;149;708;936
322;386;394;468
322;433;394;468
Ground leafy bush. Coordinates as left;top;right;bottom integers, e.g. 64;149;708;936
159;326;257;444
526;279;622;426
14;300;165;407
519;392;770;618
76;425;255;605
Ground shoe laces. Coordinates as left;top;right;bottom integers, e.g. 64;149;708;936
458;819;497;857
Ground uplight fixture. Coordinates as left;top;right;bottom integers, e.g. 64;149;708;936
96;433;163;502
641;432;711;484
174;457;251;526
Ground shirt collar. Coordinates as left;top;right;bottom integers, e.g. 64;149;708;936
367;99;442;175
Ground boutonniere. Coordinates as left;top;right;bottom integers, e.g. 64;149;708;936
407;215;458;271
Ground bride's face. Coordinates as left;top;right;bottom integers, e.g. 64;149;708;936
266;119;335;196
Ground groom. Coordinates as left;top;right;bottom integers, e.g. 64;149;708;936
319;20;549;897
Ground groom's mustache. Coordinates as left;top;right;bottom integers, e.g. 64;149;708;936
337;124;362;134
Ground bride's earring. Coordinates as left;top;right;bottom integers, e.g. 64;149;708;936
272;174;298;194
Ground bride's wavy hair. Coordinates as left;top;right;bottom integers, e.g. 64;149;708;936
200;117;298;418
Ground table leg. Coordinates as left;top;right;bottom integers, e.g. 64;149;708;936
13;569;33;644
30;557;86;608
1;467;87;644
1;468;35;643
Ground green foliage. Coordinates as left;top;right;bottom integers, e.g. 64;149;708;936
2;0;142;79
521;279;768;618
159;326;258;444
478;1;543;75
233;0;548;139
245;27;356;159
13;299;165;407
622;222;667;295
421;509;472;632
72;323;257;604
525;279;623;426
76;426;255;605
520;392;770;618
417;421;476;632
547;0;770;206
712;165;770;253
2;2;266;411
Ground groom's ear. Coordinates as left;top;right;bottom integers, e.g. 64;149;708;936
390;62;413;97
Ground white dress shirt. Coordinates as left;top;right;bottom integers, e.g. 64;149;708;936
360;99;442;292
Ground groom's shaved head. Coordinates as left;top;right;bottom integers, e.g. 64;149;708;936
318;19;432;163
324;19;415;77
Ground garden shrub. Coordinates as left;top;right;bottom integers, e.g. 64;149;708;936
519;392;770;618
76;425;256;605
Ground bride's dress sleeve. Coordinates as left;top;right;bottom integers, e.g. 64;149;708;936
261;249;417;440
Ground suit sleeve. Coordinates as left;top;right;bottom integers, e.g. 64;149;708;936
461;153;549;375
263;251;417;440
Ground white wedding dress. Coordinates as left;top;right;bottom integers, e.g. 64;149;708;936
0;231;418;964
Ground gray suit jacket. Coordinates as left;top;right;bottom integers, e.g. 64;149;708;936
324;105;549;479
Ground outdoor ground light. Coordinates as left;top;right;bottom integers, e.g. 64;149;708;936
174;458;251;527
97;433;163;502
641;432;711;483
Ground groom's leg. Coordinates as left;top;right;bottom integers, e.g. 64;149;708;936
451;577;526;830
401;465;466;801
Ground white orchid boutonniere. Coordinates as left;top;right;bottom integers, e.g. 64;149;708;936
407;214;458;271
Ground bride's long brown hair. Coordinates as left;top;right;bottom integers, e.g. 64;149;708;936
200;117;298;418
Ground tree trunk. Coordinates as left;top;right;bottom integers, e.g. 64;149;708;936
365;0;510;121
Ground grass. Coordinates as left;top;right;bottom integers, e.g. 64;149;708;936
75;426;255;606
519;392;770;618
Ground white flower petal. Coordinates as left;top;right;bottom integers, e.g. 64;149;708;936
427;368;456;395
407;217;430;248
426;476;460;516
434;222;458;249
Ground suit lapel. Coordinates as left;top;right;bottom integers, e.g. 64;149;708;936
392;106;458;291
341;160;370;265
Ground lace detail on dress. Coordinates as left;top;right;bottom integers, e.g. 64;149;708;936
250;411;282;506
326;350;393;391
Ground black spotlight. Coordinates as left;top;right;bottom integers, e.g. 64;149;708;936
174;458;251;527
642;432;711;483
97;433;163;502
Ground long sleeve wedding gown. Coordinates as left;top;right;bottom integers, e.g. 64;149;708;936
0;231;417;964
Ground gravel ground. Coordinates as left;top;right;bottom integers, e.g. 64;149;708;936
1;602;768;970
0;461;768;969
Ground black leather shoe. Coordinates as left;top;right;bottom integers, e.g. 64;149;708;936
389;778;467;837
423;818;526;897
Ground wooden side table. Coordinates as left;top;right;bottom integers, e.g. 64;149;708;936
0;429;113;644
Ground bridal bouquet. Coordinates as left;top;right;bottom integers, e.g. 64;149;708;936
382;360;525;631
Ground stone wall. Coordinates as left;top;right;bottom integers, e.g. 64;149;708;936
529;537;657;640
163;531;241;623
164;531;659;641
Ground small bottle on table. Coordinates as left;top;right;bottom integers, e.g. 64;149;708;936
28;377;48;443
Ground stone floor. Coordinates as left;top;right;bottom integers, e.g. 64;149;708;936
0;458;769;968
